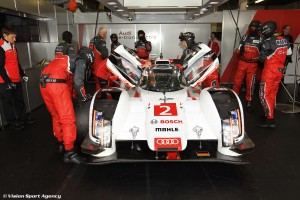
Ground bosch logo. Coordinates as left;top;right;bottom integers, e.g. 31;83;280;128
156;139;179;145
160;120;183;124
150;119;158;124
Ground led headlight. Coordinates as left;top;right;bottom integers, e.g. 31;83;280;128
92;110;112;148
222;109;242;147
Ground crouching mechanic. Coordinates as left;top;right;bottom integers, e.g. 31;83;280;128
233;20;262;111
258;21;292;128
40;47;94;164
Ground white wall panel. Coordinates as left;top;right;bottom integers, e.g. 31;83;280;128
221;10;255;78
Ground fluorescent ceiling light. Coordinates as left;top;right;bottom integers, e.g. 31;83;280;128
107;2;117;5
255;0;264;3
116;9;124;12
209;2;219;5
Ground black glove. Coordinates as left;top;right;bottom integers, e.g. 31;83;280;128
287;56;292;63
81;94;92;102
7;83;16;90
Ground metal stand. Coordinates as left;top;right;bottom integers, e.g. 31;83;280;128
276;44;300;113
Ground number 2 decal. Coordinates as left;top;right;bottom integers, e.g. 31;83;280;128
154;103;178;116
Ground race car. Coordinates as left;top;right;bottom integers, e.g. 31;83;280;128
76;44;255;164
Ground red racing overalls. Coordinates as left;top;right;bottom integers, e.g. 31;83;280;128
40;55;76;150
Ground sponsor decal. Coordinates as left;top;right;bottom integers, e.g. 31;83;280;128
154;103;178;116
150;119;158;125
155;127;178;132
154;137;182;150
276;38;287;46
117;31;158;40
160;120;183;124
158;98;174;101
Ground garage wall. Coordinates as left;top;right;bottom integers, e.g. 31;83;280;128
80;23;211;59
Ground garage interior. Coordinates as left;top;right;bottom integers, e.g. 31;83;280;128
0;0;300;199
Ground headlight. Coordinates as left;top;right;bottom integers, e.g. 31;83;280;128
92;110;112;148
222;109;242;147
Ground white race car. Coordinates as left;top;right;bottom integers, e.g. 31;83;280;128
76;44;255;164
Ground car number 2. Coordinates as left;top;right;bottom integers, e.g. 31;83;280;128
154;103;178;116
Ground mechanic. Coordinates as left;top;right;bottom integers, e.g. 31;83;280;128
257;21;292;128
177;32;219;88
280;25;294;77
55;31;75;57
55;31;76;98
134;30;152;59
110;33;121;54
202;32;220;88
208;32;221;59
233;20;262;111
40;46;94;164
0;26;34;131
89;27;109;93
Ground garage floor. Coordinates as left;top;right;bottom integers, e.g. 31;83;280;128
1;84;300;200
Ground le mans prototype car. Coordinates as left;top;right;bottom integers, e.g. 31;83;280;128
76;43;255;164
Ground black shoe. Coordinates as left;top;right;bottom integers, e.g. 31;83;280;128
21;117;35;125
63;149;86;164
257;118;276;128
57;142;65;154
12;122;24;131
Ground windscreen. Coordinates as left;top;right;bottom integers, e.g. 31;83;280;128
141;65;183;92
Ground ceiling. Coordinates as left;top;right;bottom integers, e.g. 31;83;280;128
48;0;300;20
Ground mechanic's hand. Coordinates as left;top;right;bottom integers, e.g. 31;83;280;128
22;76;29;82
7;83;16;90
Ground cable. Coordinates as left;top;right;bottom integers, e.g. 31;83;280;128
226;1;242;83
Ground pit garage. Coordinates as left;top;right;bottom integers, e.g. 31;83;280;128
0;0;300;199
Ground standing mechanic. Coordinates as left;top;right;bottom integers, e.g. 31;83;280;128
202;32;220;88
258;21;292;128
0;26;34;131
89;27;109;92
40;47;94;164
110;33;121;54
55;31;75;57
135;30;152;59
233;20;262;111
280;25;294;76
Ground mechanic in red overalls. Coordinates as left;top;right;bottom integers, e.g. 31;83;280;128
40;47;94;164
233;20;262;111
0;26;34;131
202;32;220;88
89;27;109;93
135;30;152;59
257;21;291;128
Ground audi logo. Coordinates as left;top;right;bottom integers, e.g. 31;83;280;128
156;138;179;145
